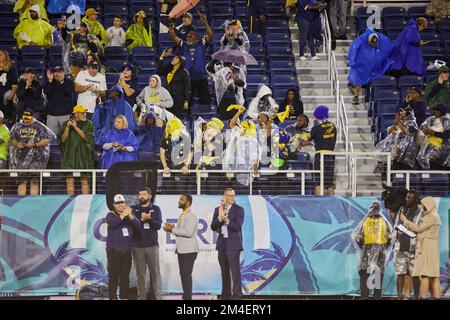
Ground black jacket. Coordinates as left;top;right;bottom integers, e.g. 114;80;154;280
43;77;75;116
156;59;191;114
16;79;44;114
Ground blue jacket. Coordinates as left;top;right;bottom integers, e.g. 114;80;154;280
179;40;207;81
296;0;321;22
247;0;266;16
132;203;162;247
211;204;244;251
106;212;141;252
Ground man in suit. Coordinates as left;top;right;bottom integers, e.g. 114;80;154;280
211;188;245;300
163;193;199;300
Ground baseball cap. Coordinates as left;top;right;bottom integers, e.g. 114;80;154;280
51;65;64;72
22;109;34;119
88;61;100;69
113;194;126;203
183;12;193;20
439;65;449;73
72;105;87;113
228;19;241;27
85;8;98;16
408;87;422;95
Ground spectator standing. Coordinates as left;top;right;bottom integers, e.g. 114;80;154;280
16;68;44;120
51;18;65;46
58;105;94;195
106;16;126;47
220;19;250;53
125;11;153;52
106;194;140;300
9;109;51;195
117;64;139;107
13;5;52;49
169;14;213;105
0;111;10;169
400;196;441;299
296;0;326;60
135;112;165;153
44;66;74;134
176;12;196;41
310;105;337;195
424;65;450;107
247;0;267;35
82;8;107;48
0;48;18;126
99;115;139;169
157;50;191;118
14;0;49;22
131;187;163;300
75;61;107;118
330;0;349;40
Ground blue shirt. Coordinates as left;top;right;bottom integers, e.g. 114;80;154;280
179;39;207;81
106;212;141;252
296;0;321;21
132;203;162;247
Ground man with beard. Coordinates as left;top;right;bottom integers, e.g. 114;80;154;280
163;193;199;300
131;187;163;300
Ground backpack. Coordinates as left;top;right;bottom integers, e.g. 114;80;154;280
75;284;109;300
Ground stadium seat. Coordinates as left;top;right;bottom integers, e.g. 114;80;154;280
383;19;407;34
246;74;270;86
18;59;46;74
407;6;426;19
105;59;128;71
398;75;424;90
20;46;47;60
104;46;129;60
131;46;157;59
381;7;406;21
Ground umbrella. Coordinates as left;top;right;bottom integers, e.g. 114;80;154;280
211;49;258;66
169;0;200;18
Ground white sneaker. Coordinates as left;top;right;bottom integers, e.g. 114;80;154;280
300;56;307;61
311;56;321;61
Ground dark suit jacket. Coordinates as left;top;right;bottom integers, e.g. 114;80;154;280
211;204;244;252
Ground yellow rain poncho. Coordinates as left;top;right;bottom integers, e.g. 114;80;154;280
206;118;224;132
240;120;257;138
81;16;106;48
13;17;53;48
165;118;184;140
125;11;153;52
14;0;49;22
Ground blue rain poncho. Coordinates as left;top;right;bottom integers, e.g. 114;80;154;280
99;128;139;169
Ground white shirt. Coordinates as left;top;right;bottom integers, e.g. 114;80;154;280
75;70;107;113
221;204;232;238
106;26;125;47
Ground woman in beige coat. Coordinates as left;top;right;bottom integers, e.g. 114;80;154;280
400;196;441;299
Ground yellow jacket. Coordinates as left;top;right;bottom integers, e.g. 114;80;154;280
13;18;53;49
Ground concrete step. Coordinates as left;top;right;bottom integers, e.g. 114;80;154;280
349;132;373;141
336;141;375;152
297;66;349;74
298;73;349;82
296;59;348;68
300;88;333;96
333;46;349;54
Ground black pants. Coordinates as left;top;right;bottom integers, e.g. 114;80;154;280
218;250;243;300
178;252;197;300
359;270;384;299
107;249;132;300
314;153;336;188
191;78;210;104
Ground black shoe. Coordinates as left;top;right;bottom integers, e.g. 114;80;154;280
352;96;360;105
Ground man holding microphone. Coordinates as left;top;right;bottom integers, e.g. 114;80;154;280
211;188;245;300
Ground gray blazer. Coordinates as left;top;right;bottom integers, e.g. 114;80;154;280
172;207;199;254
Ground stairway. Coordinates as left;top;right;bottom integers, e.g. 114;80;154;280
290;24;385;196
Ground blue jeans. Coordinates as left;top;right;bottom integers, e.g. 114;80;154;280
297;17;321;57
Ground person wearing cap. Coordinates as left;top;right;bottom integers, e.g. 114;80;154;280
106;194;141;300
82;8;106;48
43;66;75;134
117;64;138;107
247;0;267;35
16;68;45;121
13;4;53;49
75;61;107;116
136;74;174;119
157;49;191;117
309;105;337;195
348;28;394;105
106;16;126;47
51;18;66;46
9;109;52;195
58;105;94;195
0;48;18;126
135;112;165;153
99;115;139;169
14;0;49;22
424;65;450;107
93;84;137;145
417;104;450;170
390;18;429;77
125;10;153;52
163;193;199;300
0;111;10;169
169;14;213;105
175;12;196;42
131;187;163;300
220;19;250;53
61;21;101;78
397;87;426;126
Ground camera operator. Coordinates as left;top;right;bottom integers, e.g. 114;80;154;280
43;66;74;134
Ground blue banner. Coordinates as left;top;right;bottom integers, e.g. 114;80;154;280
0;196;448;297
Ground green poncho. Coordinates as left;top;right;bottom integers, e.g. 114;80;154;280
58;120;94;169
13;18;53;48
82;16;106;48
125;23;153;52
424;78;450;107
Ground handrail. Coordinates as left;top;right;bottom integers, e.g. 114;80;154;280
323;10;332;81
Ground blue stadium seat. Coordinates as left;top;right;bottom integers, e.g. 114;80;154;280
377;103;398;115
278;119;296;130
137;151;158;161
248;33;264;48
266;46;294;59
407;6;426;19
129;5;155;18
0;16;19;27
235;6;247;18
103;5;128;16
106;72;120;84
20;46;47;59
398;75;424;90
104;46;129;60
371;75;397;89
189;104;218;119
372;89;400;117
383;19;407;34
49;46;62;58
381;7;406;21
19;59;46;74
105;59;128;71
133;58;157;72
209;7;233;19
271;74;298;88
421;46;445;62
420;174;449;196
246;74;269;85
131;46;157;59
2;44;19;59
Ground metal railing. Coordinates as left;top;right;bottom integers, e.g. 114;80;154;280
390;170;450;195
322;10;332;81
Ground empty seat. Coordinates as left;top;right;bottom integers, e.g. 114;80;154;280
131;46;157;58
398;75;424;90
20;46;47;59
407;6;426;19
104;46;129;60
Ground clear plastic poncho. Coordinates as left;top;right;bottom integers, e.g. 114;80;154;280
351;201;393;273
206;61;246;107
375;112;419;168
416;114;450;169
8;120;57;170
62;31;101;74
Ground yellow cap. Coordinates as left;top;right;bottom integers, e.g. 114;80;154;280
72;105;87;113
85;8;98;17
